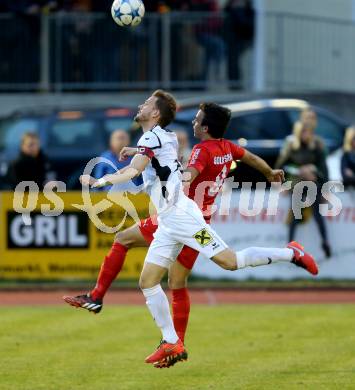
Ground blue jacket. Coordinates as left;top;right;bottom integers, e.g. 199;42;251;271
93;150;143;192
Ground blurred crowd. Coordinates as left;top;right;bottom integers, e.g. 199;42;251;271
0;1;253;14
5;112;355;193
0;1;108;13
0;0;255;87
6;126;192;191
276;109;330;258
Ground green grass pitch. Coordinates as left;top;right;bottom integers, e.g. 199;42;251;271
1;304;355;390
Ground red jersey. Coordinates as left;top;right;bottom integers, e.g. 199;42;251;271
187;139;245;222
138;138;245;270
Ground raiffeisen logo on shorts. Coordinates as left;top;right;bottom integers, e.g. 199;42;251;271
7;211;89;249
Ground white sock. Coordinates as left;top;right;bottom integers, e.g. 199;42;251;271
236;247;294;269
142;284;179;344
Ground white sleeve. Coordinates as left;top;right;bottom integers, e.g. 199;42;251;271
137;131;161;150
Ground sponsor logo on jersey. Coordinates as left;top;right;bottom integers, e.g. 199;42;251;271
193;228;213;247
214;153;233;165
212;242;220;251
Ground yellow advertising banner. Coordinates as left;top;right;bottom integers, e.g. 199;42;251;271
0;191;151;280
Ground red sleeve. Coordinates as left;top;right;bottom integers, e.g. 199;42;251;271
187;146;209;173
230;142;245;160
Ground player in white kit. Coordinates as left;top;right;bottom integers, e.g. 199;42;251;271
80;90;318;366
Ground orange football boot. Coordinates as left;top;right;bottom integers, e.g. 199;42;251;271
153;350;189;369
145;339;187;365
287;241;318;275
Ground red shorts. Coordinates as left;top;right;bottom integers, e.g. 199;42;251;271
138;216;202;270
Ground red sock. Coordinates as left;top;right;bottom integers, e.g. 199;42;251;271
90;242;128;301
172;288;190;343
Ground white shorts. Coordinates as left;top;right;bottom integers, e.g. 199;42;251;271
145;200;228;269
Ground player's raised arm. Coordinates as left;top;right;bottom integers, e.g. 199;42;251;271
241;149;285;183
80;153;150;188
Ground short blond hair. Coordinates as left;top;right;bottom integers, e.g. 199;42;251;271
343;126;355;152
152;89;177;128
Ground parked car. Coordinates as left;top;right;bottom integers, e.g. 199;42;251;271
173;98;349;182
0;106;138;189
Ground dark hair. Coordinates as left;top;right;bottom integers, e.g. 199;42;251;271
199;103;231;139
153;89;177;128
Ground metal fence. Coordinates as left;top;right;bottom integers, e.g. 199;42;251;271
264;12;355;92
0;11;254;92
1;11;355;92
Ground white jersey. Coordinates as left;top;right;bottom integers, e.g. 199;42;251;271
137;125;186;213
136;125;227;267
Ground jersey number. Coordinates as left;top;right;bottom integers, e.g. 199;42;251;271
208;165;228;196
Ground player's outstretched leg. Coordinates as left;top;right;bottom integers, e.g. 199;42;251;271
63;241;128;313
63;224;148;313
212;243;318;275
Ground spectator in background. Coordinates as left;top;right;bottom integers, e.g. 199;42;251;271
144;1;165;12
61;0;94;83
144;1;187;12
93;129;143;192
168;1;190;11
91;0;112;12
275;115;332;258
8;132;51;190
300;107;318;131
175;129;192;168
0;1;57;13
190;0;226;86
0;1;45;85
224;0;255;87
341;126;355;188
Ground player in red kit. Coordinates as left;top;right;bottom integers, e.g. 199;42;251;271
186;137;244;222
64;102;317;367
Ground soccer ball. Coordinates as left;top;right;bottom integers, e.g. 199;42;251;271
111;0;145;27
